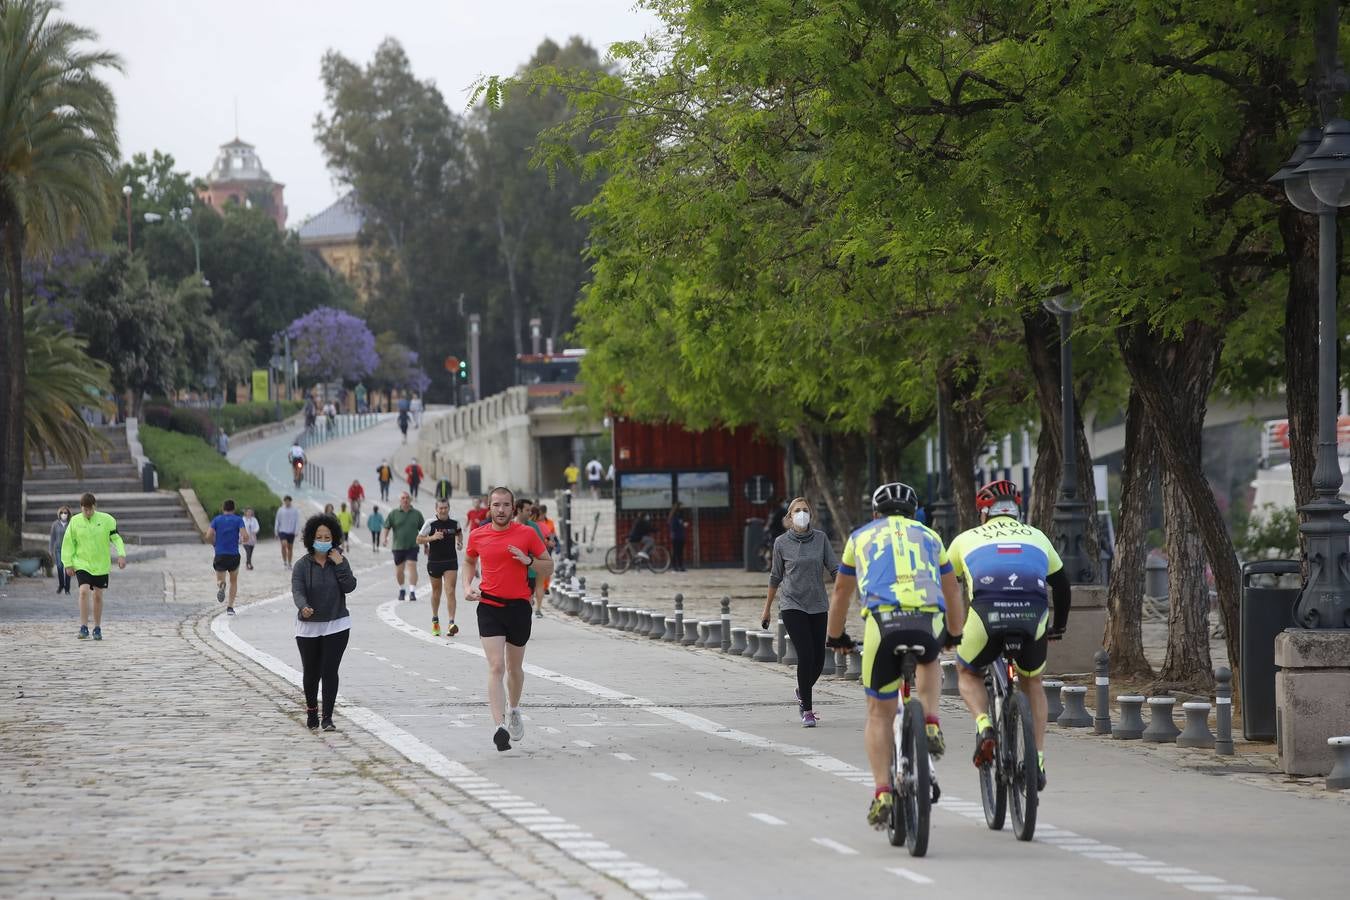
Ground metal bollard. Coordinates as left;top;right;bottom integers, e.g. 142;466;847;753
731;627;748;655
776;618;787;663
1177;702;1215;749
754;632;778;663
697;622;709;647
721;596;732;653
1057;686;1092;727
1043;680;1064;722
600;584;610;627
674;594;684;644
1141;697;1180;743
941;660;959;696
1093;650;1112;735
845;649;862;681
682;620;700;646
706;621;723;649
1327;737;1350;790
662;616;677;642
1114;696;1147;740
578;576;587;597
1214;666;1234;756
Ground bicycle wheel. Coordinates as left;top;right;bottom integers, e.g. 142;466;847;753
901;697;931;857
648;545;671;573
887;710;906;847
604;545;631;575
1009;691;1039;841
980;681;1007;831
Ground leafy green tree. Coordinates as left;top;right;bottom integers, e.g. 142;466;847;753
0;0;121;545
23;303;113;475
112;149;202;254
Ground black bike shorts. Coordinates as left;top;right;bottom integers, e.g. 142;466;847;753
956;598;1050;678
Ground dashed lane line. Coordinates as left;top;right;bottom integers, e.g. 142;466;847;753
889;867;935;885
811;838;859;856
748;813;786;826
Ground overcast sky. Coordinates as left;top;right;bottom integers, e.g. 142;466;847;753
63;0;659;226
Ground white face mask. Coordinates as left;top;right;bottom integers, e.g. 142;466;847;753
792;511;810;530
60;513;69;522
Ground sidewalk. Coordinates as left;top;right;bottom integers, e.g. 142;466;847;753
0;546;631;899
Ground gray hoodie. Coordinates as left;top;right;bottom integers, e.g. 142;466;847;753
292;554;357;622
769;528;839;614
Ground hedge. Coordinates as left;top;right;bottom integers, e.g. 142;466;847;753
140;425;282;538
213;401;304;434
141;401;304;442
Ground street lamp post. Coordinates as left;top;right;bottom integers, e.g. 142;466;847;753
122;184;133;252
1042;290;1095;584
143;208;206;284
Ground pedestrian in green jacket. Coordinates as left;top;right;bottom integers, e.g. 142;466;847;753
61;492;127;641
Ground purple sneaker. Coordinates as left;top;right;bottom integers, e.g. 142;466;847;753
801;710;818;728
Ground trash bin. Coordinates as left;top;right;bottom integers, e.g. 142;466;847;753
743;517;766;573
1240;559;1301;742
141;461;157;492
465;465;482;499
1145;555;1168;599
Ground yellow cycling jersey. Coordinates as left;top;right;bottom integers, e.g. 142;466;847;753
840;515;952;612
947;516;1063;605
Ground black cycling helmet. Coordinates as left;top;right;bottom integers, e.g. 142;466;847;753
976;479;1022;519
871;482;919;517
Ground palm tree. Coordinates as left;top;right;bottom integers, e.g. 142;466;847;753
0;0;121;547
24;304;113;473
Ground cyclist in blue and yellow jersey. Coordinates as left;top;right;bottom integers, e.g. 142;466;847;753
826;482;964;830
948;480;1071;791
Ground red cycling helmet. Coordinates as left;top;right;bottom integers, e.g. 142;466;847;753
975;479;1022;514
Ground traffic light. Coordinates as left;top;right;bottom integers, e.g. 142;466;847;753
459;359;468;381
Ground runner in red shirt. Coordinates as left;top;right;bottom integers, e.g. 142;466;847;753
465;495;489;531
346;479;366;528
464;486;551;753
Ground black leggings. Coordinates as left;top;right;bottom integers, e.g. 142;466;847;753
296;629;350;718
243;544;255;565
781;609;829;711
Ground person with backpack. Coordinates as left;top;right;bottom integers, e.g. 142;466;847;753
375;460;393;502
760;497;839;727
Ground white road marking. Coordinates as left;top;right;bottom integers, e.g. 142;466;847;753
694;792;727;803
650;772;678;782
749;813;786;826
540;725;561;734
613;752;637;761
1160;876;1227;885
573;739;596;748
888;867;934;885
810;837;858;856
1187;888;1256;895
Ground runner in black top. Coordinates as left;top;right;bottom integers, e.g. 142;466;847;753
416;498;464;637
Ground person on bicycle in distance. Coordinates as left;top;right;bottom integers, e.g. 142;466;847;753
627;512;656;559
948;480;1070;791
826;482;964;830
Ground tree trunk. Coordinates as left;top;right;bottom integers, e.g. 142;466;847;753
496;206;524;357
0;218;27;549
795;424;855;538
1155;467;1215;693
1030;423;1058;535
1119;319;1241;687
941;367;986;532
1279;206;1318;530
1104;387;1157;679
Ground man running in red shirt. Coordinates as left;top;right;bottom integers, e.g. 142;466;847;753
347;479;366;529
464;486;551;752
465;495;488;531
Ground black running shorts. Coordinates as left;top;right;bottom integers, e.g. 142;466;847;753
428;558;458;578
75;570;109;589
476;600;533;647
212;554;241;573
392;548;419;565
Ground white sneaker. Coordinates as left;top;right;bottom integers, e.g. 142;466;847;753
508;709;525;742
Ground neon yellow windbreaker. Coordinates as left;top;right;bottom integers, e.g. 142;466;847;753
61;510;126;575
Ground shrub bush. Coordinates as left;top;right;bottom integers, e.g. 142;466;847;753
142;401;303;442
140;425;281;537
213;401;303;434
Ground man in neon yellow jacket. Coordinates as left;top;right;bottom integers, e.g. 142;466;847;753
62;492;126;641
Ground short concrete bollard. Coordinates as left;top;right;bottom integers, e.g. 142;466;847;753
743;631;760;658
835;649;849;676
1214;666;1234;756
632;609;646;634
581;599;594;624
754;632;778;663
1057;686;1092;727
1113;696;1147;740
821;646;836;676
941;660;959;696
845;649;862;681
648;612;665;639
616;607;632;631
697;622;709;647
1142;697;1180;743
682;620;700;646
721;596;733;653
706;621;723;649
783;634;799;666
1093;650;1112;735
731;627;748;655
1327;737;1350;791
1043;680;1064;723
1177;702;1215;749
662;616;677;642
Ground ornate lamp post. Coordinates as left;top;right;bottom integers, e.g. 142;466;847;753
122;184;133;251
1042;289;1095;584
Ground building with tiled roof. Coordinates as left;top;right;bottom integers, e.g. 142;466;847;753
297;192;370;302
198;138;287;227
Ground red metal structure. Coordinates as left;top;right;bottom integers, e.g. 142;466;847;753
612;419;786;565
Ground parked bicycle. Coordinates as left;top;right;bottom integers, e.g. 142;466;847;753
978;634;1040;842
605;541;672;574
885;641;938;857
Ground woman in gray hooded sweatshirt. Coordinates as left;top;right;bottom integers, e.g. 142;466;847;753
293;512;357;732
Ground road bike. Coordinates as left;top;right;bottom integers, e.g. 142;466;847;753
292;459;304;489
978;634;1039;842
605;541;671;574
886;639;937;857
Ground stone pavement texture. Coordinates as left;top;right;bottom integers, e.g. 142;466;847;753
0;545;634;899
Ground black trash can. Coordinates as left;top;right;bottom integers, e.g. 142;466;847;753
141;461;157;492
1240;559;1301;742
743;517;766;573
465;465;482;499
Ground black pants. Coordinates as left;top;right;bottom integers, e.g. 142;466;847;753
243;544;255;566
57;565;71;592
296;629;350;718
671;539;686;570
380;481;391;501
781;609;829;711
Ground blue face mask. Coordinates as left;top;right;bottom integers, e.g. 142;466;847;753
313;540;333;554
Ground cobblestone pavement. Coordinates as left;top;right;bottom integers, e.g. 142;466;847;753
0;547;633;899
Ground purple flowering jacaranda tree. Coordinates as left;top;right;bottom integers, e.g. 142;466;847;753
286;307;378;384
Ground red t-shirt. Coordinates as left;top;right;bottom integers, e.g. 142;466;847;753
348;484;365;501
466;508;488;530
465;522;547;604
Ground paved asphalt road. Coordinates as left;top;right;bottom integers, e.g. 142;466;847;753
226;415;1344;900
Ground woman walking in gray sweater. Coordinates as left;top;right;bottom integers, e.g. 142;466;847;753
760;497;839;726
293;512;357;732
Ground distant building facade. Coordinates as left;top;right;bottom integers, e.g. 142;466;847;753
198;138;287;227
297;192;369;302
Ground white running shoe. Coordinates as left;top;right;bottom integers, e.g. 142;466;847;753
508;708;525;742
